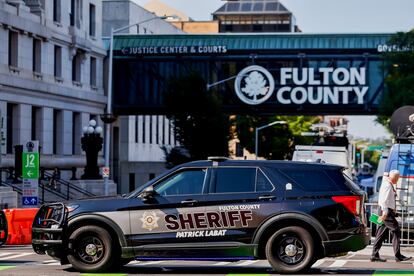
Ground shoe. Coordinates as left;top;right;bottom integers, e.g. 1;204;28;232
395;255;412;262
370;256;387;262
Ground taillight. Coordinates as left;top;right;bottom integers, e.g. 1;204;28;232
332;195;362;216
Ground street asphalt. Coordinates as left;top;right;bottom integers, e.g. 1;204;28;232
1;244;414;275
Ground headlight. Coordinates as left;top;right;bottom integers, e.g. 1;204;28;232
66;204;79;213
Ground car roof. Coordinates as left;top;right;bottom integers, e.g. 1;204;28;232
179;159;344;170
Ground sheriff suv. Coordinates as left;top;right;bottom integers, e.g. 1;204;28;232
32;158;369;273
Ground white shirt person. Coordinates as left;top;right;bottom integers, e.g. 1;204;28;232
378;176;396;220
371;170;412;262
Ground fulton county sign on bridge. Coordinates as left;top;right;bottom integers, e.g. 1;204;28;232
109;33;393;116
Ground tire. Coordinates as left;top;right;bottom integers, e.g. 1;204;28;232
67;225;115;273
265;226;314;274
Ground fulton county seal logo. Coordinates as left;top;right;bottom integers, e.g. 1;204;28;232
140;211;160;231
234;65;275;105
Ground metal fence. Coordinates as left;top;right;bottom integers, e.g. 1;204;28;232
365;203;414;246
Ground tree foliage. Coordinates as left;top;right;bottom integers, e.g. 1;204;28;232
379;31;414;117
163;72;230;167
233;115;320;160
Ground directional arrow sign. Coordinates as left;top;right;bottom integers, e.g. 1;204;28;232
22;152;39;179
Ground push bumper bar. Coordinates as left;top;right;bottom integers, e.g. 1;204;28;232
32;203;67;254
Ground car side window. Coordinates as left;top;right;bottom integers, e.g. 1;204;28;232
256;169;274;192
154;169;206;196
212;167;273;193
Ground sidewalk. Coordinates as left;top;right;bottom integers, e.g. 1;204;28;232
356;245;414;257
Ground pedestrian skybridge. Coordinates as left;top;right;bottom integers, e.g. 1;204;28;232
110;33;393;115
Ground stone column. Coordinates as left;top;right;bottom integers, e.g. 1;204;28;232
39;107;53;154
61;110;73;155
15;104;31;146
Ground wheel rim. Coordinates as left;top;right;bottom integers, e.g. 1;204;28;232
275;233;305;265
76;235;105;264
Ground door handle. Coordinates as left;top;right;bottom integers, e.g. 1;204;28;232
259;195;276;201
181;199;198;204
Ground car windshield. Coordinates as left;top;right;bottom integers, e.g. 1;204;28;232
124;173;164;199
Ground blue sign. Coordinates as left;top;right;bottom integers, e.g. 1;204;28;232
22;196;38;206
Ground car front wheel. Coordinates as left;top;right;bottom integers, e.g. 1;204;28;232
265;226;314;273
67;225;115;273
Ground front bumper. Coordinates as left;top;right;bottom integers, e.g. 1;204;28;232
323;230;370;256
32;203;67;257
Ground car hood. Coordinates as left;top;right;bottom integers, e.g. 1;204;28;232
66;195;134;214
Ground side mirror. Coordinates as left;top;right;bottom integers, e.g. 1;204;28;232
140;186;157;201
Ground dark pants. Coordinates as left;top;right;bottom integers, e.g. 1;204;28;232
372;208;402;258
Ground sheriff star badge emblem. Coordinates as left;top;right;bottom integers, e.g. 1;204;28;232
140;211;160;231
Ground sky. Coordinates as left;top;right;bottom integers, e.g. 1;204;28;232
133;0;414;139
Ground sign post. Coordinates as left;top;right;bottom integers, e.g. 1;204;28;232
22;141;39;207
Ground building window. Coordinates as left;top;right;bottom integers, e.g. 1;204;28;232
8;31;18;67
90;56;96;86
149;116;153;144
53;0;61;23
72;53;81;82
89;4;96;37
31;106;40;141
135;116;139;143
142;116;146;143
162;117;165;145
32;38;42;73
72;112;80;155
70;0;75;26
129;173;135;192
54;45;62;78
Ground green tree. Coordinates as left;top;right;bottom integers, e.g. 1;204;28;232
163;72;230;166
233;115;320;160
379;31;414;119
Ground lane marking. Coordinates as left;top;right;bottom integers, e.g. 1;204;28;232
42;260;58;264
127;260;141;265
42;260;61;266
312;259;325;268
213;261;231;266
329;260;347;268
236;260;260;266
141;260;165;265
0;252;33;260
0;253;14;258
346;252;357;259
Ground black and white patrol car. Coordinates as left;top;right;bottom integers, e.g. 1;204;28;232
32;158;370;273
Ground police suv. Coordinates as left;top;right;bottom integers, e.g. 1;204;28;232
32;158;369;273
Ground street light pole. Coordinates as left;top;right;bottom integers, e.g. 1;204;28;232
103;16;167;195
255;121;287;160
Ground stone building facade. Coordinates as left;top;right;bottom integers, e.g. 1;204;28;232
0;0;106;177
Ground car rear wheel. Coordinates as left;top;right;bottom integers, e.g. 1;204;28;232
265;226;314;273
67;225;115;273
